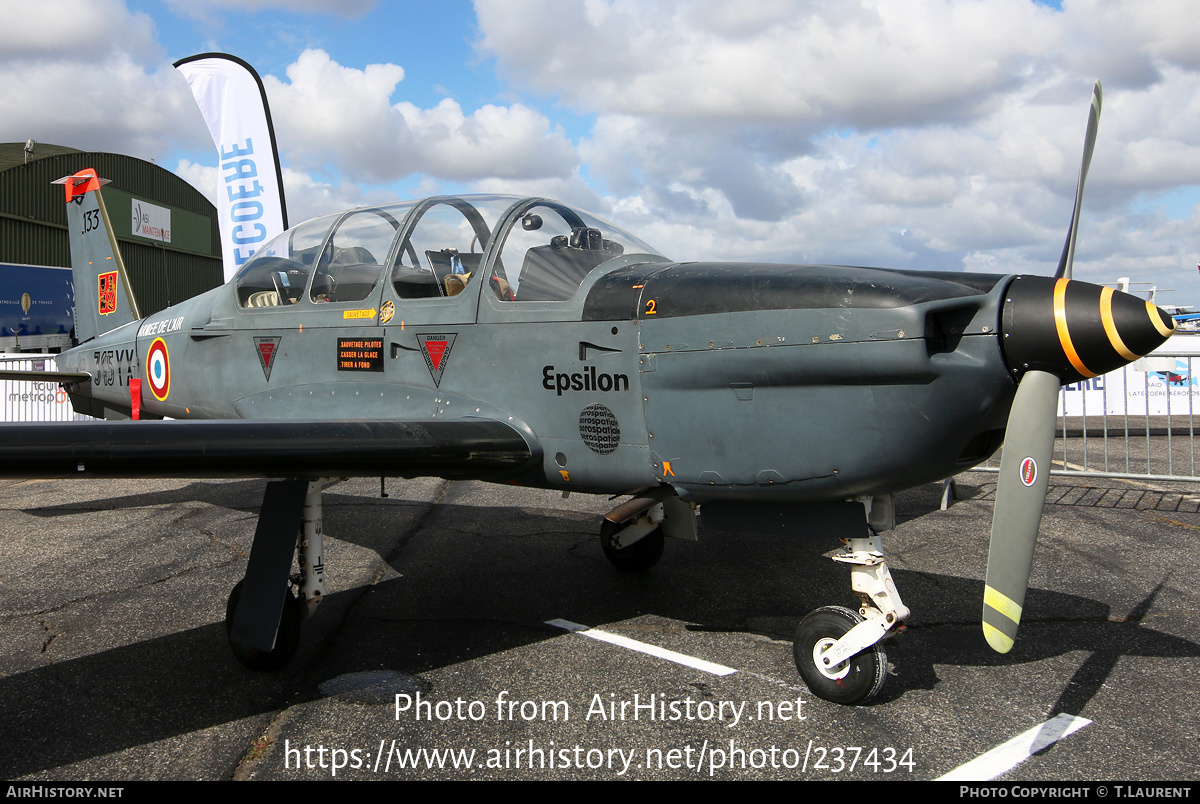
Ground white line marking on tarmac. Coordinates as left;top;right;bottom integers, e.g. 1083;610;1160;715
936;714;1092;781
547;619;737;676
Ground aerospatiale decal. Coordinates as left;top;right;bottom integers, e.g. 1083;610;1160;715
254;336;281;380
98;271;118;316
418;333;456;387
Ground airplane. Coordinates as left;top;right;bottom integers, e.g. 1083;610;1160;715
1170;310;1200;333
0;81;1177;705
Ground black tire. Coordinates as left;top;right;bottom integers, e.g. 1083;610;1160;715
600;518;664;571
793;606;887;705
225;580;304;671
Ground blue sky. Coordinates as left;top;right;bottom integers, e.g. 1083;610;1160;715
4;0;1200;304
138;1;497;110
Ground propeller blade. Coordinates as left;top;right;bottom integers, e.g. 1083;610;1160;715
990;277;1176;654
1055;80;1103;280
984;80;1175;655
983;368;1060;653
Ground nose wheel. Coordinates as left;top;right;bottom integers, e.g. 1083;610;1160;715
792;526;908;705
225;580;305;671
793;606;887;705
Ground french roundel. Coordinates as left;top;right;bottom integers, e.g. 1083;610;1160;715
146;338;170;401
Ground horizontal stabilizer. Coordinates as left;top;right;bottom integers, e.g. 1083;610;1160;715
0;418;532;479
0;369;91;384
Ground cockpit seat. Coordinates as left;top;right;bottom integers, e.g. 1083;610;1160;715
515;227;623;301
393;268;442;298
425;250;483;296
246;290;281;307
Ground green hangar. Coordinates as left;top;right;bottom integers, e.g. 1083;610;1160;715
0;141;222;351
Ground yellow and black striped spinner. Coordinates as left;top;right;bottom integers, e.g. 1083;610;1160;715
1000;275;1175;384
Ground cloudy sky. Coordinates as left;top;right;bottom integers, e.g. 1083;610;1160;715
3;0;1200;304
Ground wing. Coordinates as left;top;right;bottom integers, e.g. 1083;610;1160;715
0;418;533;480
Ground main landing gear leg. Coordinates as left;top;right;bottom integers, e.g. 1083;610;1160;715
226;478;335;670
298;479;334;617
793;497;910;704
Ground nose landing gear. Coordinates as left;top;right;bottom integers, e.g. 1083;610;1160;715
793;501;910;705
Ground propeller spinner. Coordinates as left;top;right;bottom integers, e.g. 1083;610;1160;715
982;80;1177;652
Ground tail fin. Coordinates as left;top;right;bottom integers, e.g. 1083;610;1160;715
52;169;141;342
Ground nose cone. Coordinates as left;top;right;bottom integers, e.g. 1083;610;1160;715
1001;275;1176;383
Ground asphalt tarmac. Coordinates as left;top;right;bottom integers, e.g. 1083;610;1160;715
1;470;1196;781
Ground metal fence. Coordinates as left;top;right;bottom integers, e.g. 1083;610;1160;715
976;350;1200;482
0;354;88;421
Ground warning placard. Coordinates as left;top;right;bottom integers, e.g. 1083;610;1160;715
337;337;384;372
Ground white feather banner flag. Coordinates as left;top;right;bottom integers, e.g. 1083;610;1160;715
175;53;289;281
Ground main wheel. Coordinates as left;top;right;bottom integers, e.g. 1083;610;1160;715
225;580;305;671
600;518;664;571
793;606;887;704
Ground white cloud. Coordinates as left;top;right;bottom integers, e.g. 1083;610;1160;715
474;0;1200;297
480;0;1071;226
174;159;220;206
470;174;607;213
177;157;418;226
163;0;375;20
263;49;578;184
477;0;1059;127
0;0;160;61
0;0;202;160
5;0;1200;302
395;99;578;182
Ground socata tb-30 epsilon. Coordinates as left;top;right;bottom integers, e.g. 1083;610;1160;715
0;81;1175;704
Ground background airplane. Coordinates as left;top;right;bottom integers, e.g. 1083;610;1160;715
0;81;1175;705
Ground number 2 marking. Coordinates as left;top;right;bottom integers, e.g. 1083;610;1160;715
645;299;657;315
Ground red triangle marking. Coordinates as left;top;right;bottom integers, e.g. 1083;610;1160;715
425;341;447;371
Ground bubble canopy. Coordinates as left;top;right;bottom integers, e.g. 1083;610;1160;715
233;195;667;307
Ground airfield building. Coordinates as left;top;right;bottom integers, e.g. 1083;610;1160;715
0;141;222;351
